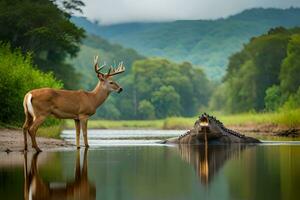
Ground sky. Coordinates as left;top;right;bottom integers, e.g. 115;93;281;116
80;0;300;25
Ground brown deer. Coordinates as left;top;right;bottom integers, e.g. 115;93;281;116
24;148;96;200
22;56;125;151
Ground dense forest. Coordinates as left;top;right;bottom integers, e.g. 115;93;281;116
0;0;84;126
0;0;85;89
0;0;299;125
72;8;300;79
209;27;300;113
99;58;212;119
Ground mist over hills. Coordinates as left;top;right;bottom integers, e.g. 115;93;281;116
72;7;300;79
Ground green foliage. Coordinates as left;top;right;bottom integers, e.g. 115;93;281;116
138;100;155;119
280;86;300;111
115;58;211;119
280;34;300;95
264;85;281;111
0;43;62;125
73;8;300;80
93;98;121;120
0;0;85;88
211;27;300;113
152;86;181;118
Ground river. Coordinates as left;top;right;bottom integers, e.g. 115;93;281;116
0;129;299;200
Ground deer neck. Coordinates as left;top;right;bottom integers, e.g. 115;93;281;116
90;81;110;108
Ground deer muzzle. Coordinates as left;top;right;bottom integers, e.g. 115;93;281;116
117;88;123;93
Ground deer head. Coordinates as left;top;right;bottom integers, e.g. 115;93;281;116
94;56;125;93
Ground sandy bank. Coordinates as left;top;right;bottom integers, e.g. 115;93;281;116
0;128;74;152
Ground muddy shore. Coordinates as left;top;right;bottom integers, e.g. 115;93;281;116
228;124;300;137
0;128;74;152
1;125;299;152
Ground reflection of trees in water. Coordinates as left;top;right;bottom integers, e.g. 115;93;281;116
23;148;95;200
178;144;247;185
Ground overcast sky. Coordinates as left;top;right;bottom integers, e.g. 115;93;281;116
80;0;300;25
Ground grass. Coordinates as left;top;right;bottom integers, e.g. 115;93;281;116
63;109;300;130
37;125;63;138
0;122;62;139
64;119;164;129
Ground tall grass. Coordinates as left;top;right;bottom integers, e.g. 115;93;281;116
37;125;63;138
69;109;300;130
64;119;164;129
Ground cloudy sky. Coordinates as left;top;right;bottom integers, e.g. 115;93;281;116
80;0;300;24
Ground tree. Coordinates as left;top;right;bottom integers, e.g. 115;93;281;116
280;34;300;95
138;100;155;119
264;85;281;111
212;27;300;113
151;86;181;118
0;0;85;88
0;43;62;125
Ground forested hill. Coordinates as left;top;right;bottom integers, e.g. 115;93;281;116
72;7;300;79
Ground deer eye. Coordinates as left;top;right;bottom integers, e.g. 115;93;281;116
109;82;113;84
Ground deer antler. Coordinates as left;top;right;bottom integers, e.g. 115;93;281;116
107;62;125;76
94;56;107;75
94;56;125;77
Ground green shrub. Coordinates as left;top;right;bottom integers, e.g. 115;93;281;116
0;43;62;126
138;100;156;119
264;85;281;111
280;86;300;111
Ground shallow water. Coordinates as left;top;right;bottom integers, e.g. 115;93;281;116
1;130;300;200
61;129;184;145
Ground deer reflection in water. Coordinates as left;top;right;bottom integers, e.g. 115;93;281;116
23;148;95;200
178;144;248;185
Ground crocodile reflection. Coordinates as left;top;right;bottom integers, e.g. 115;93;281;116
23;148;95;200
177;144;247;185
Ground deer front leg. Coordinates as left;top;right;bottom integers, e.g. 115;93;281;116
80;118;89;148
74;119;81;149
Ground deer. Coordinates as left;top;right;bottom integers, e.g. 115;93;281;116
23;149;96;200
22;56;125;152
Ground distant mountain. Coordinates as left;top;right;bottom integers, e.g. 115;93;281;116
72;7;300;79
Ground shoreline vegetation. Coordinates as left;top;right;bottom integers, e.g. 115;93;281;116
64;110;300;133
0;110;299;152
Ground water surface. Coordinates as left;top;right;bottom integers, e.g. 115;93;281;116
0;130;299;200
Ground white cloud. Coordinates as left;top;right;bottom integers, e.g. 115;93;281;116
80;0;300;24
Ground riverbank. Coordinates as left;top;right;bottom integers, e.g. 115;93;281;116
64;110;300;136
0;129;73;152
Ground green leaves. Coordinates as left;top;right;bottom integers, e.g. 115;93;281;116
0;43;62;125
210;27;300;113
280;34;300;95
0;0;85;89
114;58;211;119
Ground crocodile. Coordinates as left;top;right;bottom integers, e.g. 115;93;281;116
163;113;260;144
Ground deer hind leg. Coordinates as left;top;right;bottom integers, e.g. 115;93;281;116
80;118;89;148
29;116;46;152
75;119;81;149
22;113;33;151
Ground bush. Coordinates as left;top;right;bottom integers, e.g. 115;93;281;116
138;100;155;119
264;85;281;111
280;86;300;111
0;43;62;126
